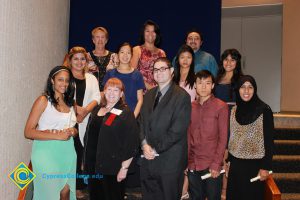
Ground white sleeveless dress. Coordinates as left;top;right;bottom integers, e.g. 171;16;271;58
31;100;77;200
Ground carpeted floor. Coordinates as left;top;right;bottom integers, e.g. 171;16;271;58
273;127;300;200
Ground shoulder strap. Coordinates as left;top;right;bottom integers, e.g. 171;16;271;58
90;51;101;67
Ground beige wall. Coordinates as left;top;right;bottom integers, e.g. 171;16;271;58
281;0;300;111
223;0;282;7
0;0;69;198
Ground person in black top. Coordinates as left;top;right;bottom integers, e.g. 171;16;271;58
226;75;274;200
83;77;139;200
66;46;100;199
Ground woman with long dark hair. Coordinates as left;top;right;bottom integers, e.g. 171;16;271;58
215;48;243;107
173;45;196;199
226;75;274;200
214;48;243;199
102;42;145;117
173;44;196;102
24;66;77;200
131;20;166;90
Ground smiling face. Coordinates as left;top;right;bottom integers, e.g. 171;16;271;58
179;51;193;69
223;55;237;72
51;71;70;95
70;53;87;73
153;60;174;86
239;81;254;102
92;30;108;48
186;32;202;52
144;25;156;44
104;86;123;105
118;45;132;65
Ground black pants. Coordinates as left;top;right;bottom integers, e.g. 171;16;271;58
140;166;184;200
226;157;264;200
125;154;141;188
88;175;125;200
188;169;222;200
74;134;86;190
88;177;104;200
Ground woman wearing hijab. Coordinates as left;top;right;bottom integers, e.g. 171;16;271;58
226;75;274;200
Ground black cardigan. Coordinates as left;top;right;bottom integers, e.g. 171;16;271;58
92;101;139;175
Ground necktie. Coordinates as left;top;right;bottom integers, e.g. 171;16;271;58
153;91;162;110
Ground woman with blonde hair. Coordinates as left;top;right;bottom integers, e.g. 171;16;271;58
66;46;100;198
87;26;118;90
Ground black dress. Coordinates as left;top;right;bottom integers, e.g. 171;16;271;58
84;101;139;200
83;105;104;200
89;51;113;91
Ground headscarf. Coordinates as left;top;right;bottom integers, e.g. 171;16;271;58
235;75;267;125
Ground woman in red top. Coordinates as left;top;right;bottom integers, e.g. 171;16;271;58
131;20;166;90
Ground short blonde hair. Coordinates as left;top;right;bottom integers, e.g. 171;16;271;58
91;27;109;39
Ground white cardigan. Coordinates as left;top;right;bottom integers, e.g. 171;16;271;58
75;73;100;145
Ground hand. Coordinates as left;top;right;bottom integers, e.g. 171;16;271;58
184;168;188;176
53;130;71;141
117;168;128;182
144;82;155;91
223;162;230;177
110;53;119;68
142;144;155;160
76;115;85;123
258;169;270;181
209;169;220;178
76;106;88;119
88;64;97;71
63;127;77;137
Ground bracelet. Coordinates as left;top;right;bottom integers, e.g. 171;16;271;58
121;166;128;170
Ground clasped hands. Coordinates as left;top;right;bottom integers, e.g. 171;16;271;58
46;127;77;140
142;143;157;160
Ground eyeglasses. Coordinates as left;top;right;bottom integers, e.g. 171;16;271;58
153;67;170;73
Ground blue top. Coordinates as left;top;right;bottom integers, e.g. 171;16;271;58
102;69;145;111
172;49;218;77
214;83;236;104
194;49;218;76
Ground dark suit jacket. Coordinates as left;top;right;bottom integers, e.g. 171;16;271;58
139;82;191;173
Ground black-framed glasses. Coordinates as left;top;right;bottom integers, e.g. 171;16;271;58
153;67;170;73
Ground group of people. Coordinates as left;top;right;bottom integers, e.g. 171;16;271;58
24;19;274;200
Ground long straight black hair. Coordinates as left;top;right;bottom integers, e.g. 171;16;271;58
44;66;75;107
173;44;195;89
139;20;162;47
216;48;243;84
